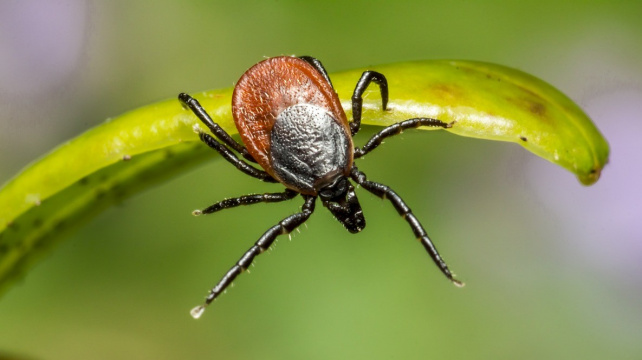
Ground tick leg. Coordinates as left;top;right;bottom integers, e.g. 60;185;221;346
194;189;298;215
354;118;453;158
351;71;389;136
197;130;277;183
350;167;463;287
299;56;333;89
190;195;317;319
178;92;257;163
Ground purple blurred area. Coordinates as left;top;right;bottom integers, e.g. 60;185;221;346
0;0;89;177
528;90;642;280
0;0;87;96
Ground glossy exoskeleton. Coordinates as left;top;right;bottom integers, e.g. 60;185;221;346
179;56;462;319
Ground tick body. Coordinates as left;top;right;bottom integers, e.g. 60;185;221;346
233;56;353;194
179;56;462;319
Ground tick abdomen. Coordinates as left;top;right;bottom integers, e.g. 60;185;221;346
270;104;351;194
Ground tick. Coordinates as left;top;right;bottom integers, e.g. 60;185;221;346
179;56;462;319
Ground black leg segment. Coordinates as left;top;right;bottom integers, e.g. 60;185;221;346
351;71;389;136
350;167;463;287
354;118;453;158
299;56;334;89
179;92;257;163
197;131;277;183
190;195;317;319
194;189;299;215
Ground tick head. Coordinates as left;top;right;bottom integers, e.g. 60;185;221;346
318;176;365;233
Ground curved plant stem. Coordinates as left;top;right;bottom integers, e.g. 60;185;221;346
0;60;609;294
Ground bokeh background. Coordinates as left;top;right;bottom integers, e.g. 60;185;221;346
1;1;641;359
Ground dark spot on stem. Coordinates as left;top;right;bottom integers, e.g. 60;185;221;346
112;185;127;201
485;73;500;81
33;239;45;250
122;154;132;161
506;96;548;120
54;220;66;231
32;218;43;228
520;136;528;142
432;83;464;101
529;101;546;116
95;189;107;200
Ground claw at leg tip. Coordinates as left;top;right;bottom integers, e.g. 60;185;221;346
190;305;206;319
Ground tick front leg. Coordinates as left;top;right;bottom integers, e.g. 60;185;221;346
178;92;257;163
354;118;453;158
350;167;463;287
190;195;317;319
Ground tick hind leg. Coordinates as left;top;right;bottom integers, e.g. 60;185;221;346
190;195;317;319
354;118;453;158
350;167;463;287
193;189;298;215
179;92;257;163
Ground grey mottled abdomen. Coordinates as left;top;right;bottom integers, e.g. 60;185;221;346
270;104;350;194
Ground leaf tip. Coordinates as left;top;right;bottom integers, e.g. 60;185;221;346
578;164;605;186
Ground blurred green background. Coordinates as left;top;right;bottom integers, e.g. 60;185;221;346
1;1;641;359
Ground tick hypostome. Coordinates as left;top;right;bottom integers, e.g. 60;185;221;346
179;56;462;319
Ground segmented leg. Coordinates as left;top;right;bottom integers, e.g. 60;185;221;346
299;56;333;89
350;167;463;287
178;92;257;163
354;118;453;158
197;130;277;183
351;71;389;136
194;189;298;215
191;195;317;319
